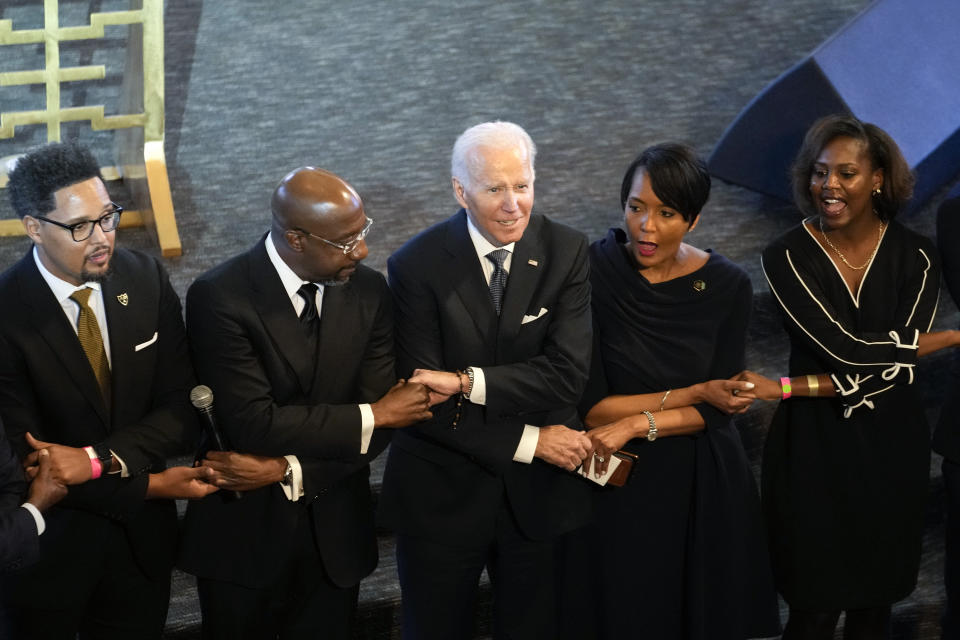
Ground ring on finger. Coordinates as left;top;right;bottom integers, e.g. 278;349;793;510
732;389;740;396
596;455;605;463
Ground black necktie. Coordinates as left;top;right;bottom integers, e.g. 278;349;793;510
297;283;320;358
487;249;509;315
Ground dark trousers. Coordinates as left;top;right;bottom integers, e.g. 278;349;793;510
944;459;960;639
396;500;558;640
197;513;358;640
2;520;170;640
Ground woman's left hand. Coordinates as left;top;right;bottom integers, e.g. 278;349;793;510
584;418;636;478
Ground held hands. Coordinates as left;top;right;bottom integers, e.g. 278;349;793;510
200;451;287;492
146;465;220;500
371;380;433;428
26;449;68;512
696;378;756;414
534;425;592;471
408;369;462;406
583;418;637;477
733;371;781;401
23;432;95;485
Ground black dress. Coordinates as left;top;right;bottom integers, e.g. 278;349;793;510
761;220;940;609
567;228;780;640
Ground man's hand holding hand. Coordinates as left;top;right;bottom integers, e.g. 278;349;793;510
533;425;591;471
26;449;68;512
23;432;95;485
408;369;464;405
201;451;287;492
371;380;433;428
146;466;220;499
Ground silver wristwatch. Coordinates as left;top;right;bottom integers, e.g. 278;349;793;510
642;410;658;442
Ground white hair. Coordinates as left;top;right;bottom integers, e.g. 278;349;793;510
450;121;536;189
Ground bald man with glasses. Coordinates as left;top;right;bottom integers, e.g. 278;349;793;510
178;166;431;639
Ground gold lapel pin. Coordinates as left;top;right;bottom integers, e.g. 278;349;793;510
528;259;539;267
692;280;706;292
117;293;129;306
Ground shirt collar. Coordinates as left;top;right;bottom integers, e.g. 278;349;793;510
265;232;323;305
465;215;515;260
33;246;103;304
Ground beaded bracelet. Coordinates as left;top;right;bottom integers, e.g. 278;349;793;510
451;370;465;429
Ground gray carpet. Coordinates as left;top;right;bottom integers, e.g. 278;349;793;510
2;0;959;638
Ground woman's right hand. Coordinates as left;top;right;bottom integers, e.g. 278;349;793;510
733;371;781;401
694;379;755;414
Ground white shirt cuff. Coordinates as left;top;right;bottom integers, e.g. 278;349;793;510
468;367;487;405
512;425;540;463
111;449;129;477
359;403;374;454
21;502;45;535
279;455;304;502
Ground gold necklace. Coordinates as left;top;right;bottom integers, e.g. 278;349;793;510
818;217;885;271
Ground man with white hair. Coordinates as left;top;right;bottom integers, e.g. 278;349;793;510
379;121;593;638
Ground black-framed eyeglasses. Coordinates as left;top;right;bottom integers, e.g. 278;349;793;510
295;217;373;255
35;204;124;242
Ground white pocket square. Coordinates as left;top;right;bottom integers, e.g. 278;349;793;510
134;332;158;352
521;307;549;324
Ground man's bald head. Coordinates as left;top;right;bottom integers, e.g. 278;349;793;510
270;167;370;285
271;167;362;231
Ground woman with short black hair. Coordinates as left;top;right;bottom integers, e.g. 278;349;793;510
565;143;780;639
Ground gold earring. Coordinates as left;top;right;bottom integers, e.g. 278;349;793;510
872;187;882;196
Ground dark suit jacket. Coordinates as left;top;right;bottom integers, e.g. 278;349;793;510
0;418;36;574
935;195;960;463
0;248;197;595
379;210;592;545
178;237;394;589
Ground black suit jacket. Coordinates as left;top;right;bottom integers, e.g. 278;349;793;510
379;211;592;545
935;196;960;462
178;237;394;589
0;418;36;574
0;248;197;594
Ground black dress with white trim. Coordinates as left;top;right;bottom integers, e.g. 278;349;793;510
761;218;940;610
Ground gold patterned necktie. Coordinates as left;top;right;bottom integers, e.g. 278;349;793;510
70;287;111;405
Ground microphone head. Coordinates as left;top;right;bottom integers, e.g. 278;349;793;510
190;385;214;409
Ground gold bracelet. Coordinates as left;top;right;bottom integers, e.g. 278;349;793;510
806;374;819;397
659;389;671;412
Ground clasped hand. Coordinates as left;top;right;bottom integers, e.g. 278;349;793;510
371;379;434;428
23;432;95;485
408;369;464;406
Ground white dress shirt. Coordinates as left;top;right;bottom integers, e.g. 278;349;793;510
464;218;540;464
33;248;130;477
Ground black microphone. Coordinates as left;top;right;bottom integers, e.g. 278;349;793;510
190;385;242;501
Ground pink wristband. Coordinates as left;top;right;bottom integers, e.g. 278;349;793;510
780;376;793;400
84;446;103;480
